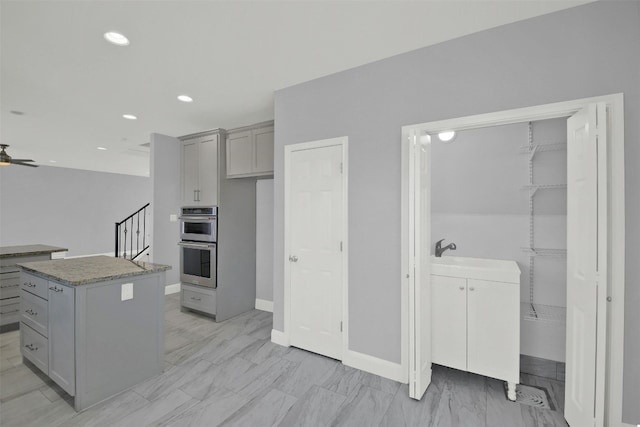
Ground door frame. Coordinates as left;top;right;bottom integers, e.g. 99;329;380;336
282;136;349;359
400;93;626;426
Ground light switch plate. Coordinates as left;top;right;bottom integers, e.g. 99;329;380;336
169;214;178;222
121;283;133;301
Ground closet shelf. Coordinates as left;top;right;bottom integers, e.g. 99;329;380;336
522;184;567;193
519;143;566;160
521;302;566;324
521;247;567;257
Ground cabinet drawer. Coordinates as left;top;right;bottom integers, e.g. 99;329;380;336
21;273;49;300
21;323;48;374
21;290;48;337
0;271;21;299
182;286;216;315
0;300;21;325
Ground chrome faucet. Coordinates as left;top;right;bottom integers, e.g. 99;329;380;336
435;239;457;257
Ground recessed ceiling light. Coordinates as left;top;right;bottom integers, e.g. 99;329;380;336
437;131;456;142
122;114;137;120
49;160;57;163
97;147;107;151
177;95;193;103
104;32;130;46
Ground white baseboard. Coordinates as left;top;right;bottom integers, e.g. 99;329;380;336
165;283;181;295
255;299;273;312
342;349;406;383
271;329;290;347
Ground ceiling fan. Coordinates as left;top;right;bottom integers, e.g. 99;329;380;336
0;144;38;167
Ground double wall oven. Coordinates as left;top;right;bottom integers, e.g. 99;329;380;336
178;206;217;288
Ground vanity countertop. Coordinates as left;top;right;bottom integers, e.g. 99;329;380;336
431;255;520;283
18;255;170;286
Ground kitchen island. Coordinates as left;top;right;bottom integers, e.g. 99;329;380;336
1;244;67;328
18;255;170;411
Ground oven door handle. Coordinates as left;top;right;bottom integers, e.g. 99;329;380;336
178;242;216;249
179;216;216;222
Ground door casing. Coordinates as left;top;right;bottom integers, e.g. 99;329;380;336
282;136;349;360
401;94;626;426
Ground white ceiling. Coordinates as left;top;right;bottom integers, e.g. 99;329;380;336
1;0;591;176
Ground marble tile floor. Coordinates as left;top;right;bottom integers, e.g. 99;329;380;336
0;294;568;427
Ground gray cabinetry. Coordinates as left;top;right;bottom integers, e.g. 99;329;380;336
48;283;75;396
181;132;220;206
226;122;274;178
18;256;168;412
1;246;66;327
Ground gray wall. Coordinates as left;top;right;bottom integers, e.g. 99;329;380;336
256;179;274;303
0;165;150;257
272;1;640;422
150;133;181;286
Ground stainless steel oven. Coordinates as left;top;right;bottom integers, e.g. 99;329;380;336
179;206;217;288
178;241;216;288
179;206;217;243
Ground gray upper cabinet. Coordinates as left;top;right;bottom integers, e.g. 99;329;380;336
226;122;274;178
48;283;75;396
181;133;219;206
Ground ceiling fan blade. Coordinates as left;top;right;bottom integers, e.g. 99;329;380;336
12;161;39;167
10;158;35;162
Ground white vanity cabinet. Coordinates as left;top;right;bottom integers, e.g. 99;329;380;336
431;256;520;400
226;122;274;178
181;132;220;206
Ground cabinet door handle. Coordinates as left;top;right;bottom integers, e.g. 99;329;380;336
49;286;63;292
25;309;38;316
24;282;36;288
25;343;38;351
1;284;19;288
459;286;465;291
190;296;202;301
469;287;475;291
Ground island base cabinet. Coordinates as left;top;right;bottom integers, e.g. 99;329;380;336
48;283;75;396
74;275;164;411
20;268;166;412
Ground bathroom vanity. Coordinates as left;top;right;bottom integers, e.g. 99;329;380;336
431;256;520;401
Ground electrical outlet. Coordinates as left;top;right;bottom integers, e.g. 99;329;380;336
121;283;133;301
169;214;178;222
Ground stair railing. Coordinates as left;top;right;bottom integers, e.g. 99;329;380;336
115;203;150;260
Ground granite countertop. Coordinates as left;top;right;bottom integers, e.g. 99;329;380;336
18;255;171;286
0;244;68;259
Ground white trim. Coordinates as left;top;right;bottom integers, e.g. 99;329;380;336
255;299;274;312
271;329;290;347
342;349;405;383
402;93;625;427
164;283;181;295
283;136;349;360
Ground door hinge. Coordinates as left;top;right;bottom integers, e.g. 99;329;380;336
340;241;343;252
340;321;343;332
340;162;343;173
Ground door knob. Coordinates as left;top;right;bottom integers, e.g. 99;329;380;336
289;255;298;262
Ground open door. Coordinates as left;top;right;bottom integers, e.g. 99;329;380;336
565;103;607;427
408;130;432;400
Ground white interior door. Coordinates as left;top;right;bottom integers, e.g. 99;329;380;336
288;143;344;360
409;131;432;400
565;103;606;427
